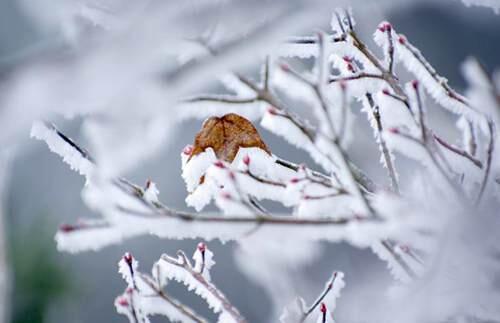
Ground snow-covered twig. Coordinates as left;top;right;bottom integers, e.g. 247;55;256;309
299;272;344;323
159;246;247;323
116;251;210;323
365;93;400;192
476;120;495;205
433;134;483;168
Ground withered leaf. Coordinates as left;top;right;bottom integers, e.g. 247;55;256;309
190;113;271;162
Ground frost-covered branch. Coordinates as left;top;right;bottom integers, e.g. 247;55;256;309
159;246;246;323
476;120;495;205
299;272;344;323
28;6;500;322
115;245;240;323
280;272;345;323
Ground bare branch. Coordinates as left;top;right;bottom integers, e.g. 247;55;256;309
160;254;247;323
366;93;400;193
184;95;257;104
476;120;495;205
139;274;208;323
328;72;385;84
299;272;340;323
433;134;483;169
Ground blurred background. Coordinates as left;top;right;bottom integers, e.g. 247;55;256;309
0;0;499;322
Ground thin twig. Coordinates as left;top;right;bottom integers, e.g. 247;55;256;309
386;25;395;75
433;134;483;168
365;93;400;193
299;272;339;323
161;254;247;323
476;120;495;205
328;72;385;84
139;273;208;323
184;95;257;104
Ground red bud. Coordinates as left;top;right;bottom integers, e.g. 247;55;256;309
197;242;206;253
59;223;78;233
411;79;419;90
117;297;129;307
320;303;327;313
243;155;250;166
214;161;225;168
382;89;390;95
290;178;300;184
280;63;290;72
398;35;406;44
123;252;133;265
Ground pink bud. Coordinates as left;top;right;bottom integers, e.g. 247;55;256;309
411;79;419;90
290;178;300;184
221;192;231;200
214;161;225;168
384;22;392;32
303;195;311;200
382;89;390;95
243;155;250;166
268;107;278;115
342;55;352;63
183;145;194;156
126;287;134;294
280;63;290;72
59;223;78;233
388;127;399;134
298;163;306;170
320;303;327;313
117;297;129;307
347;63;354;72
123;252;133;265
197;242;206;253
398;35;406;44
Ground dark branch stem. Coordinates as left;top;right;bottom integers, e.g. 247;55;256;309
139;274;208;323
433;134;483;168
386;28;395;74
161;255;247;323
366;93;400;193
328;72;384;84
184;95;257;104
476;120;495;205
300;273;339;323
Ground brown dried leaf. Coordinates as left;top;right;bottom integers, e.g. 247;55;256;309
189;113;271;162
